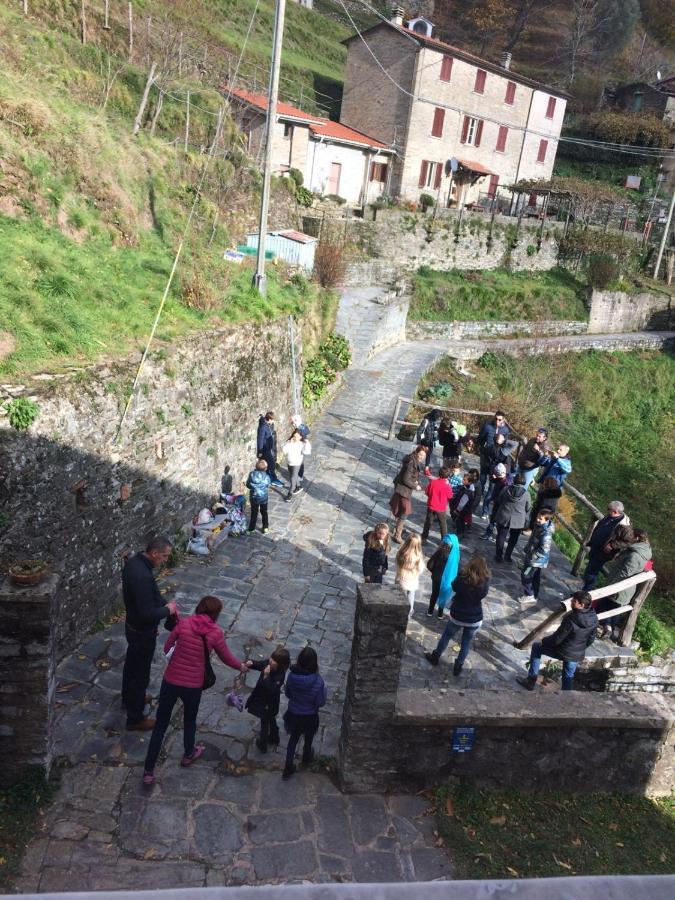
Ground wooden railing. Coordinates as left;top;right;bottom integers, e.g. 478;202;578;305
388;397;615;576
513;570;657;650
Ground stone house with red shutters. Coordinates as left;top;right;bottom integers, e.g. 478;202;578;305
340;11;569;208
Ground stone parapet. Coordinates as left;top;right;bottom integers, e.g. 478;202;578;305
588;289;673;334
0;573;59;785
407;319;587;341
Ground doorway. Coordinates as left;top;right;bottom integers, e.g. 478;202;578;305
327;162;342;196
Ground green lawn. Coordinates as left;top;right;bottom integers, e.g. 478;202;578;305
416;350;675;654
410;267;589;322
435;784;675;880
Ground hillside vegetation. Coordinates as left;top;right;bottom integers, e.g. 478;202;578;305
0;4;334;377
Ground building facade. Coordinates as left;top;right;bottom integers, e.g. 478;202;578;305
340;14;569;207
227;88;393;206
614;79;675;191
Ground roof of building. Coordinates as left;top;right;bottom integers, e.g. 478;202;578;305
456;158;495;176
226;86;393;151
278;230;317;244
343;22;571;100
226;87;326;124
309;119;391;150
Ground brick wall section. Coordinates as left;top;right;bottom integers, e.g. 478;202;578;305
338;584;675;796
588;289;674;333
0;322;296;660
407;320;588;340
0;573;58;785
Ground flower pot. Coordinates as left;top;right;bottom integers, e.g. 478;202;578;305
8;560;48;587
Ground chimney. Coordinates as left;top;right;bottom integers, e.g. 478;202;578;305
500;51;512;70
391;6;404;26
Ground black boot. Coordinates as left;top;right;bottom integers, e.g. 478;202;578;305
453;659;463;676
424;651;439;666
517;675;537;691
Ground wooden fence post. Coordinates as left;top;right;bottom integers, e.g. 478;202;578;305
184;90;190;152
572;515;597;576
132;61;156;136
23;0;28;15
80;0;86;44
128;2;133;60
103;0;110;30
388;397;402;441
618;575;656;648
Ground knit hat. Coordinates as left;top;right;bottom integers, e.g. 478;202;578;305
537;427;548;436
494;463;507;477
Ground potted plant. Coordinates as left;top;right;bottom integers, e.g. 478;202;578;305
8;559;48;586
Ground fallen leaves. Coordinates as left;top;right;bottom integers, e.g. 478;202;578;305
143;848;157;860
445;797;455;817
553;853;572;870
505;866;519;877
608;822;619;831
489;815;506;826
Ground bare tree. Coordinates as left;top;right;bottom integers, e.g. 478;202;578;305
503;0;552;52
99;51;126;111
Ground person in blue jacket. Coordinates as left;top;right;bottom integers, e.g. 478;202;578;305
246;459;272;534
257;411;283;487
282;647;327;779
519;509;555;603
537;443;572;488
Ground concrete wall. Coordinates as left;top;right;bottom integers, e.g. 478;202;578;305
0;321;298;660
588;289;674;334
338;584;675;797
407;320;587;340
307;141;367;203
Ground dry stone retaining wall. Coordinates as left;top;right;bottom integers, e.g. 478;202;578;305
406;320;588;340
588;289;674;334
0;322;297;660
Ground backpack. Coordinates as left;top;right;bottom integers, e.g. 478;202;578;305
415;418;434;445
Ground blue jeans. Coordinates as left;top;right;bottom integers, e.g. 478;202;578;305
518;467;539;490
583;552;605;590
528;641;578;690
435;620;480;666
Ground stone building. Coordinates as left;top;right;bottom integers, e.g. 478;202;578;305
613;78;675;190
227;87;394;205
340;11;569;207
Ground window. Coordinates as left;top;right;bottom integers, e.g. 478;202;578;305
537;139;548;163
418;160;442;189
283;123;293;139
370;161;389;183
633;92;643;111
487;174;499;199
440;55;453;82
496;125;508;152
545;96;556;119
431;107;445;137
474;69;486;94
505;81;516;105
460;115;483;147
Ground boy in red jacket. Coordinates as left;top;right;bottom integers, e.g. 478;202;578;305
422;466;454;543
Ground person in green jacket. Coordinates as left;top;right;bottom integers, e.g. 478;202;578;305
596;529;652;641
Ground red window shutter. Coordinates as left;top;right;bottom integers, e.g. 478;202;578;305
488;174;499;198
474;69;486;93
496;125;508;152
460;116;469;143
537;139;548;163
474;119;484;147
419;160;429;187
546;96;556;118
434;163;442;189
505;81;516;104
440;56;453;82
431;107;445;137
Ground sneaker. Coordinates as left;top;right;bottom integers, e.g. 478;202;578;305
293;486;304;494
518;595;537;605
142;771;155;786
271;479;284;487
261;528;270;535
480;531;492;541
426;609;434;617
437;609;444;618
255;739;268;754
247;528;256;535
424;651;439;666
126;717;156;732
181;743;205;767
282;765;296;780
284;495;292;502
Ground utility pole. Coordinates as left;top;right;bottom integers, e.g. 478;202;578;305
653;188;675;281
252;0;286;295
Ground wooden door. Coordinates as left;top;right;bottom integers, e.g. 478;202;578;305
327;162;342;195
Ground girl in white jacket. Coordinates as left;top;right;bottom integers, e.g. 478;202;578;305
396;534;426;618
282;430;311;502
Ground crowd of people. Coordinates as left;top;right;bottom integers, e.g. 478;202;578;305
119;404;654;786
376;408;654;687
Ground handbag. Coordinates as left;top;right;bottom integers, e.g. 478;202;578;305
202;636;216;690
225;673;245;711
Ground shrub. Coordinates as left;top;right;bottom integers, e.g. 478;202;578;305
320;332;351;371
419;193;435;212
4;397;39;431
302;332;351;406
181;272;216;311
588;253;619;289
288;168;304;188
325;194;347;205
296;186;314;207
314;237;346;288
526;244;537;257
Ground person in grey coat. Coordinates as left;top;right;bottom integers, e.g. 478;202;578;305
596;529;653;640
492;474;532;563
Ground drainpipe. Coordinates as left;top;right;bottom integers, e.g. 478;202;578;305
309;135;324;193
361;150;375;208
511;88;536;216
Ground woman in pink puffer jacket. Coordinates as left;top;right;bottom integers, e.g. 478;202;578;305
143;595;247;784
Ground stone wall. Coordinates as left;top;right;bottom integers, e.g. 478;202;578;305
338;584;674;797
352;209;560;276
587;289;674;334
407;319;588;341
0;321;298;660
0;573;58;785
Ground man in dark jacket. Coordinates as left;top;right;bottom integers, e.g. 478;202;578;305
122;537;177;730
492;474;532;563
517;427;549;490
583;501;629;589
518;591;597;691
257;411;282;487
478;412;510;491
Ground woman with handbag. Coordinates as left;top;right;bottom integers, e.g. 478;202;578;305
142;595;248;785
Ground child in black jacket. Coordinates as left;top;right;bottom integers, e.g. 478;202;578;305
362;523;391;583
245;648;290;752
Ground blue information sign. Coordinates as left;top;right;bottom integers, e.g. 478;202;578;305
451;726;475;753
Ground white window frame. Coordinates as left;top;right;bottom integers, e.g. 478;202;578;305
423;161;440;189
465;117;478;146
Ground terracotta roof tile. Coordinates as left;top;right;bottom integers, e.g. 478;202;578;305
309;120;391;150
456;158;495;176
226;86;325;123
